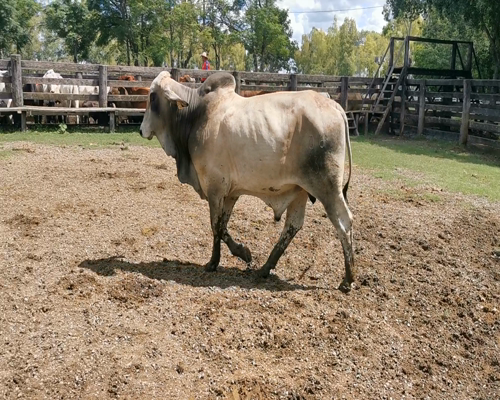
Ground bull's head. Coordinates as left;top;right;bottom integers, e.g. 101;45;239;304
139;71;189;157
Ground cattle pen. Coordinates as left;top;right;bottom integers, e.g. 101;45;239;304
1;36;500;150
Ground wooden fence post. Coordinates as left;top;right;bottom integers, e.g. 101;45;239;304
290;74;297;91
417;80;426;136
340;76;349;110
10;54;23;107
98;65;107;107
459;79;471;145
10;54;25;131
233;71;241;95
170;68;179;81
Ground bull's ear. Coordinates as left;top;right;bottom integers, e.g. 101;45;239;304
163;87;189;109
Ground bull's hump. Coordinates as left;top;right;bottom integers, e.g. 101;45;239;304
199;73;236;96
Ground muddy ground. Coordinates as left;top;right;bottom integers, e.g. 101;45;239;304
0;142;498;400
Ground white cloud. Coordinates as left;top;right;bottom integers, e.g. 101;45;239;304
278;0;387;45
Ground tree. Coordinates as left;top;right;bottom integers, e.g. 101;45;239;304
385;0;500;78
243;0;296;72
294;28;329;75
0;0;40;57
45;0;98;63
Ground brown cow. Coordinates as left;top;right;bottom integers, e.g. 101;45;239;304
109;75;149;123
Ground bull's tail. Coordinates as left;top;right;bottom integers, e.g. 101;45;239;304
342;110;352;203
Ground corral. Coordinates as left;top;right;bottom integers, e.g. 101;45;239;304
1;37;499;151
0;132;498;399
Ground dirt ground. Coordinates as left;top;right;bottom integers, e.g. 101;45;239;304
0;142;498;400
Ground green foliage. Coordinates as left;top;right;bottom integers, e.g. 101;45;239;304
0;0;40;57
243;0;296;72
385;0;500;78
295;17;389;77
45;0;98;63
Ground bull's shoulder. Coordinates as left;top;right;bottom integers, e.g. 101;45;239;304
198;73;236;97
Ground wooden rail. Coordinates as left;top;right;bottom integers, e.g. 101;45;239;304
0;55;499;148
391;78;500;147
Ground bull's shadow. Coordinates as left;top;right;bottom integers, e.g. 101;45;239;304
79;256;317;292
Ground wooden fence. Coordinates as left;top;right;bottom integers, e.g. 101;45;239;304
0;55;387;132
389;78;500;149
1;55;500;150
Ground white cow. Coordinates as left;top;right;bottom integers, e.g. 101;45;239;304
0;70;12;108
43;69;80;108
0;70;13;124
140;72;355;291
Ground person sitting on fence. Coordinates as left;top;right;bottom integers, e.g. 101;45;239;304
201;52;210;83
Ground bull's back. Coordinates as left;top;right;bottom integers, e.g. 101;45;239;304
205;91;346;189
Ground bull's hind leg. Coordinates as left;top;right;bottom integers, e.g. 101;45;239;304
221;197;252;263
321;193;355;292
258;191;308;278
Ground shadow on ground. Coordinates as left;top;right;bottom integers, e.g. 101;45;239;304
79;256;318;292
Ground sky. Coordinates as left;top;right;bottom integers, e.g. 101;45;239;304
277;0;387;45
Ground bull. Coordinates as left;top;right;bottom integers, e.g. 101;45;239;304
139;71;355;291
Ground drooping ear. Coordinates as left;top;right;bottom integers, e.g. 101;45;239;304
160;80;189;109
163;87;188;109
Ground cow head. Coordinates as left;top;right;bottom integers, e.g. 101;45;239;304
140;72;189;156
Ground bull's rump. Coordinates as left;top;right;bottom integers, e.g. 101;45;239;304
202;91;347;192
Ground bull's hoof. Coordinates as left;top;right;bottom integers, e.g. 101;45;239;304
235;244;252;264
256;264;272;278
204;260;218;272
338;278;352;293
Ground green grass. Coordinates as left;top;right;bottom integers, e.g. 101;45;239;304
1;128;499;201
0;126;160;149
351;136;500;201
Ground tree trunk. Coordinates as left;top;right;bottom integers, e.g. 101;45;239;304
74;42;78;63
126;39;131;66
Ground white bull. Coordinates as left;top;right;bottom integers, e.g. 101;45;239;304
139;71;355;291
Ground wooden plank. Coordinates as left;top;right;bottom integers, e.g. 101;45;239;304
424;127;460;141
239;72;291;83
424;103;463;112
22;77;99;86
0;106;145;114
11;55;23;107
408;78;463;86
407;36;472;45
0;93;11;99
0;59;9;69
460;80;471;145
23;93;99;101
420;91;463;99
296;74;341;83
468;135;500;150
21;60;99;72
470;80;500;87
424;116;462;127
108;80;152;88
470;93;500;102
403;67;471;77
0;76;11;83
470;105;500;118
240;85;288;92
108;95;148;102
469;121;500;134
107;65;169;74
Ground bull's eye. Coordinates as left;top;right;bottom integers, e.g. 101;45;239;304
150;92;160;114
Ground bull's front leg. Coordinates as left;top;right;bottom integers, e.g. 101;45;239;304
258;191;308;278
